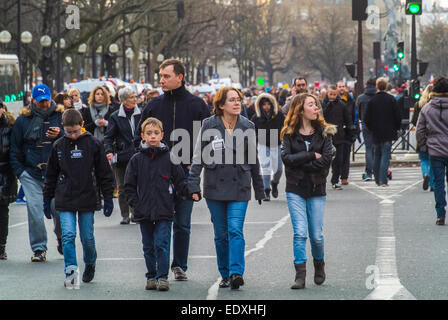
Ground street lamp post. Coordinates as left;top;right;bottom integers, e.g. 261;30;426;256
40;35;52;89
78;43;87;80
20;31;32;92
0;30;12;52
109;43;119;77
125;48;134;81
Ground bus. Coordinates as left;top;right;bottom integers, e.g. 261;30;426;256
0;54;22;115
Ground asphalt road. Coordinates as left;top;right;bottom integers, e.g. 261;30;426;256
1;166;446;300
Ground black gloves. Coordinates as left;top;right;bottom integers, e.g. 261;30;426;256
103;198;114;217
43;199;52;219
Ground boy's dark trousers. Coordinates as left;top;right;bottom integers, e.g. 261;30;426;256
140;220;172;280
0;205;9;245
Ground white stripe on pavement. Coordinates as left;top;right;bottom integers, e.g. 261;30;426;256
206;214;290;300
9;222;27;228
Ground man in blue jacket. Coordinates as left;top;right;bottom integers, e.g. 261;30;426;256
10;84;64;262
135;59;210;281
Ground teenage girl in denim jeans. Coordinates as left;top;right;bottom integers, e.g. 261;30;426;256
281;93;336;289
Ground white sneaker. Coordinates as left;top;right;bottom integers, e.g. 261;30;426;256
64;268;80;290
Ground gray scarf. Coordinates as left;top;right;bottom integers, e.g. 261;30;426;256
25;101;57;142
89;103;109;141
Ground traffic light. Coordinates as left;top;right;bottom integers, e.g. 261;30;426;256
177;1;185;20
410;79;421;100
405;0;422;15
393;60;400;72
352;0;368;21
419;62;429;76
397;42;404;60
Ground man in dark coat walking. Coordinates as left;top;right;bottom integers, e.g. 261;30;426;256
364;77;401;187
135;59;210;281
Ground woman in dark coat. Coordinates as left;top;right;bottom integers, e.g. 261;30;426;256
0;100;18;260
281;93;336;289
188;87;266;290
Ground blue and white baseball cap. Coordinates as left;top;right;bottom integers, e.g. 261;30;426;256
32;84;52;102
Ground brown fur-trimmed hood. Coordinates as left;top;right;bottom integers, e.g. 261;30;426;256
322;124;337;138
430;92;448;98
254;93;279;118
20;102;64;117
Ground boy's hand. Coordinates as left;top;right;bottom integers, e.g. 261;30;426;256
106;153;114;162
103;198;114;217
43;199;52;219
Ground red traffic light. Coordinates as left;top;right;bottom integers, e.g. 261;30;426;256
384;66;389;71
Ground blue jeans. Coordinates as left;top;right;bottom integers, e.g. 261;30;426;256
205;200;248;278
171;199;194;272
59;211;97;275
419;152;434;188
373;141;392;185
362;123;374;176
19;171;47;252
286;193;325;264
140;220;172;280
429;156;448;219
258;144;283;190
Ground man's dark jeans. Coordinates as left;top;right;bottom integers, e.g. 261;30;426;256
429;156;448;219
373;141;392;185
362;123;374;176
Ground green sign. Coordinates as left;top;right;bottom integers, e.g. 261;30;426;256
256;77;265;86
409;4;421;14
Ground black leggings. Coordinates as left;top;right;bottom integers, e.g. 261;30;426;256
0;204;9;245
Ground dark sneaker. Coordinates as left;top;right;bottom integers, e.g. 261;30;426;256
263;189;271;202
120;217;130;225
362;173;372;182
332;184;343;190
423;174;430;191
172;266;188;281
82;264;95;283
430;187;434;192
219;278;230;288
57;238;63;255
436;218;445;226
230;274;244;290
341;179;349;185
156;278;169;291
270;182;279;198
145;278;157;290
0;244;6;260
64;269;80;290
31;250;46;262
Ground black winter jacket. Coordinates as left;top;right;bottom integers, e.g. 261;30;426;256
251;93;285;147
134;85;210;168
356;85;377;123
281;125;336;199
43;132;115;213
80;105;116;138
365;91;401;144
322;97;355;145
0;113;17;205
124;142;188;223
104;105;142;166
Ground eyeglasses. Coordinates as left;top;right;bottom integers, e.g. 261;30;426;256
226;98;242;104
65;128;82;136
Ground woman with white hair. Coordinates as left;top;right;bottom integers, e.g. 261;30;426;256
104;86;142;224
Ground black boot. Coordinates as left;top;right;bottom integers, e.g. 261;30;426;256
270;182;279;198
0;244;6;260
291;262;306;289
263;189;271;202
82;263;96;283
313;259;326;285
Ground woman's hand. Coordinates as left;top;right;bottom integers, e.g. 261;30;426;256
106;153;114;162
315;152;322;160
192;192;202;201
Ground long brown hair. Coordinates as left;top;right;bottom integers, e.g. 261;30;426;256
88;86;111;106
281;93;330;139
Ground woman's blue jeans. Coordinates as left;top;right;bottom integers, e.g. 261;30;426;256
205;200;248;278
59;211;97;275
429;156;448;219
286;193;325;264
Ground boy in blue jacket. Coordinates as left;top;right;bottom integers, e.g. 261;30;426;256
125;117;191;291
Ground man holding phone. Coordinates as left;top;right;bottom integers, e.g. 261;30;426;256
10;84;65;262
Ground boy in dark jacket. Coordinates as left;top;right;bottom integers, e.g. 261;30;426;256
125;117;189;292
43;109;115;289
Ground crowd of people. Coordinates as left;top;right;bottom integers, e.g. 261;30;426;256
0;58;446;294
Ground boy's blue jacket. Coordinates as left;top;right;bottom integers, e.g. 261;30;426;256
124;142;188;223
43;132;115;212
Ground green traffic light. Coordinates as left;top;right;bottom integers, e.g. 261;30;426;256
414;93;421;100
397;52;404;59
393;64;400;71
409;4;421;14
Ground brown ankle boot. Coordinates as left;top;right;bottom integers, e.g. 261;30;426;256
313;259;326;285
291;262;306;289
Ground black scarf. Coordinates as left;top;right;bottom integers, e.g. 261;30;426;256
24;101;56;142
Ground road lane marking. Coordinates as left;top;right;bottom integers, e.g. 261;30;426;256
206;214;290;300
9;222;27;228
97;255;217;261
